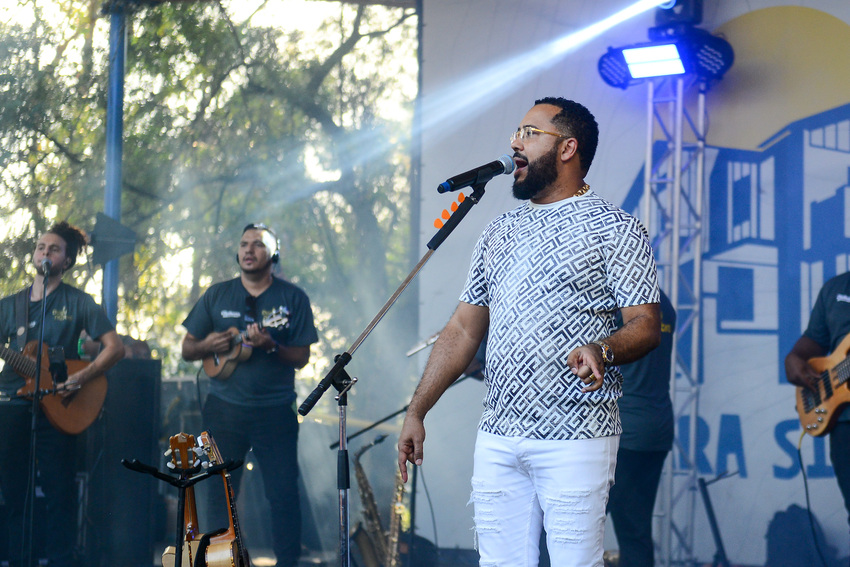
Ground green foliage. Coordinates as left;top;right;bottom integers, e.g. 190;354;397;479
0;1;421;414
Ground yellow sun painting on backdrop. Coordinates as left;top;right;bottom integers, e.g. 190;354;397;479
708;6;850;150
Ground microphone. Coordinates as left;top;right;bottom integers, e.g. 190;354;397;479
437;155;516;193
41;259;52;276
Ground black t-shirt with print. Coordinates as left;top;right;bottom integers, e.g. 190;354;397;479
0;283;114;400
182;276;318;407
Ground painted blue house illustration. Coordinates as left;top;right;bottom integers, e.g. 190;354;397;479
619;101;850;479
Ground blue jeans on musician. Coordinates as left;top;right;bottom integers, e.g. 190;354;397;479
202;395;301;567
470;430;618;567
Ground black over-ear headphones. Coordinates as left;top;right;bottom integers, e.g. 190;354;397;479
237;223;280;264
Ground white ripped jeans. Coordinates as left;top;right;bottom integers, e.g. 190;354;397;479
470;430;618;567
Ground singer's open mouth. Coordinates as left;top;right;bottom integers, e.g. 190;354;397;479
513;155;528;173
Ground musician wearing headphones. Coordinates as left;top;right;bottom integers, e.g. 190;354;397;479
181;223;318;567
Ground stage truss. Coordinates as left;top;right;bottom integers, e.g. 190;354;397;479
640;76;708;567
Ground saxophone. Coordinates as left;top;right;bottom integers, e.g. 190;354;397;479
385;469;404;567
353;435;405;567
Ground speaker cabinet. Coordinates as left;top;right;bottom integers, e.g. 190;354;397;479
85;358;161;567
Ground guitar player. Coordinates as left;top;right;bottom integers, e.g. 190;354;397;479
0;221;124;567
181;223;318;567
785;271;850;536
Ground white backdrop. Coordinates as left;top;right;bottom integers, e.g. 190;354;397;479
411;1;850;564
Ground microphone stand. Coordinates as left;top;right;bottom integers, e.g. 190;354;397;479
299;180;491;567
698;471;737;567
330;374;474;567
23;268;52;567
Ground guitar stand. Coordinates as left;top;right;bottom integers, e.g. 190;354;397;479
122;457;241;567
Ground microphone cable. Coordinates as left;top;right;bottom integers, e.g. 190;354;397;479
796;431;831;567
417;465;440;551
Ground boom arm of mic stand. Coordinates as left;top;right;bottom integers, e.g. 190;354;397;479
427;184;484;250
298;182;488;417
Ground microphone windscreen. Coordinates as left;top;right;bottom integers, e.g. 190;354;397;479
497;154;516;174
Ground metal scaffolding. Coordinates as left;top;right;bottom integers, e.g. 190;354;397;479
640;76;707;567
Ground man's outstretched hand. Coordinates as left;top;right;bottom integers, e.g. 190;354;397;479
397;415;425;483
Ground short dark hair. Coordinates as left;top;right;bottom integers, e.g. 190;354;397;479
47;221;88;269
242;222;280;263
534;97;599;175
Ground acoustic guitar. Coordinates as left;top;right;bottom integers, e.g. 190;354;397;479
1;341;106;435
202;310;285;380
796;333;850;436
198;431;250;567
162;433;204;567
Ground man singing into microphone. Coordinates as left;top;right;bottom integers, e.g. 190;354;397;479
0;221;124;566
398;97;661;566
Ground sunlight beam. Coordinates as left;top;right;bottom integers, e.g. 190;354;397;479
417;0;669;138
170;0;672;208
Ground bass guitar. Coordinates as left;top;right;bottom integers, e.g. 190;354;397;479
1;341;106;435
202;310;285;380
198;431;250;567
797;333;850;436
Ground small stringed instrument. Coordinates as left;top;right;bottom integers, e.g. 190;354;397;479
797;333;850;436
198;431;250;567
202;311;285;380
162;433;204;567
1;341;106;435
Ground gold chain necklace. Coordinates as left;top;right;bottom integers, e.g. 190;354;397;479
572;183;590;198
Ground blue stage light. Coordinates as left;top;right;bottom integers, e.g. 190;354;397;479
598;27;733;89
622;43;686;78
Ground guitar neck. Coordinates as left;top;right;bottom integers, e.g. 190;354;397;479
184;486;201;540
199;430;249;564
229;330;248;348
831;355;850;388
222;467;250;564
223;473;245;542
0;345;37;378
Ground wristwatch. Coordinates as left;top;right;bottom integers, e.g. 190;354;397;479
592;340;614;365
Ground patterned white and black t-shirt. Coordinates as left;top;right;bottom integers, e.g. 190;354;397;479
460;190;660;440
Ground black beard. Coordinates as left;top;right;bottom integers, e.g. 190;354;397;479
512;144;560;200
